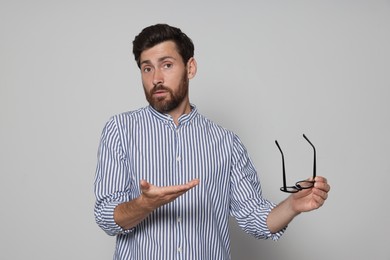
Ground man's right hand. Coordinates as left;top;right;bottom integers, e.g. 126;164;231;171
139;179;200;211
114;179;199;230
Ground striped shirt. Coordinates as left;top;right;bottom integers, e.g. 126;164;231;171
94;105;284;260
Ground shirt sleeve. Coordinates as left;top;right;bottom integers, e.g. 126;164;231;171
229;134;286;241
93;117;135;236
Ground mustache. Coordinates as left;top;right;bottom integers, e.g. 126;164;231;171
151;84;169;94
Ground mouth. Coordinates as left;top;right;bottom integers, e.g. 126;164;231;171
152;89;167;97
152;86;169;98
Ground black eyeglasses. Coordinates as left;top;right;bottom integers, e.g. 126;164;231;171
275;134;316;193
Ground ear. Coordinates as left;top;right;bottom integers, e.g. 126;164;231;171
186;57;197;79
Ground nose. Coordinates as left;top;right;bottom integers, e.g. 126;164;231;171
152;69;163;86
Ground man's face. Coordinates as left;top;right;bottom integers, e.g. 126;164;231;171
139;41;190;114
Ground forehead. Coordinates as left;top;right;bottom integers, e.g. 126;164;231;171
140;41;181;64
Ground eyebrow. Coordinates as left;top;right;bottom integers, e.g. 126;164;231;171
140;56;177;66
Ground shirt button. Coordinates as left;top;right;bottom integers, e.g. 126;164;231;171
176;156;181;161
177;247;182;253
177;217;182;223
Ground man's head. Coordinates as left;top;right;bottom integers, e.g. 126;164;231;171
133;24;194;68
133;24;197;115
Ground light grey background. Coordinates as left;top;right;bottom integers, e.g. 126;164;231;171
1;1;389;259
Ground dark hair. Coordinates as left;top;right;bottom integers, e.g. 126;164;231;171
132;24;194;68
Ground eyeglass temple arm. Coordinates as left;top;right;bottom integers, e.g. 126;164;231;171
303;134;316;179
275;140;287;189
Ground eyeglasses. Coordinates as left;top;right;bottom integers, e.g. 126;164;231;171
275;134;316;193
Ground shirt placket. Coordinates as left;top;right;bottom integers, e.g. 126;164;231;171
174;125;184;259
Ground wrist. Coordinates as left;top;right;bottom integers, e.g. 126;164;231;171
286;195;302;216
137;193;156;213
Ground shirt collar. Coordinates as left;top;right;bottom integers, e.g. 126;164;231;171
147;104;198;126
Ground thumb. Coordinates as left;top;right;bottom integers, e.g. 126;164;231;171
140;180;150;193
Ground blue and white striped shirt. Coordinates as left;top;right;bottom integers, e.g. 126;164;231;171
94;105;284;260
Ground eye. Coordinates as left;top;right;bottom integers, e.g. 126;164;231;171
142;66;152;73
163;63;173;69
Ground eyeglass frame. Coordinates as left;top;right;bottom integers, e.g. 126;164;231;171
275;134;316;193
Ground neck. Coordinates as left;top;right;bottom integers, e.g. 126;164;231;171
168;98;191;125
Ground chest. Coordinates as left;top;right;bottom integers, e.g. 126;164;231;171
124;123;233;187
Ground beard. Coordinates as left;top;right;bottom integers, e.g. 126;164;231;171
144;70;189;114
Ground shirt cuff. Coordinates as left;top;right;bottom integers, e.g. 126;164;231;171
259;203;286;241
95;201;135;236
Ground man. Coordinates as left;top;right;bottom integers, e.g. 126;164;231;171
94;24;330;259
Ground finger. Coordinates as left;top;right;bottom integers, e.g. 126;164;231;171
314;176;328;183
185;178;200;188
165;185;197;201
159;181;198;196
312;197;325;209
172;178;200;191
313;187;329;201
314;181;330;193
293;187;312;198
